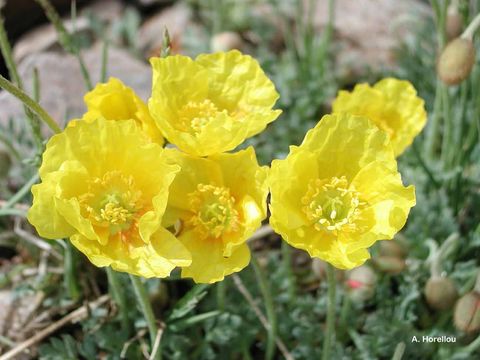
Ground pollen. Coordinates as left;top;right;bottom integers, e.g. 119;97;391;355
187;183;239;239
177;99;228;135
301;176;366;235
80;171;143;234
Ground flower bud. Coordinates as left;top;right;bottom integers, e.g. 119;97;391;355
446;5;463;40
454;291;480;333
210;32;244;52
437;38;476;85
345;265;377;302
372;255;406;274
0;147;12;179
425;276;458;310
379;240;407;259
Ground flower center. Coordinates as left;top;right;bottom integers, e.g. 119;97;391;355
187;184;239;239
79;171;143;234
301;176;365;235
177;99;227;135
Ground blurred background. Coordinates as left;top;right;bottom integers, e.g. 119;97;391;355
1;1;480;359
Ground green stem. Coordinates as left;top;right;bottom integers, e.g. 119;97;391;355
1;174;39;209
251;254;277;360
106;267;130;333
440;84;452;168
460;333;480;355
391;342;406;360
129;274;161;360
35;0;92;90
412;142;441;189
425;82;442;159
0;208;26;217
64;242;80;300
217;280;226;312
0;74;61;134
0;8;43;152
322;264;336;360
281;242;296;303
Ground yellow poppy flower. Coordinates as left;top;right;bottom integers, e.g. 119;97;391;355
148;50;281;156
82;77;164;145
28;118;190;277
163;147;269;283
332;78;426;156
269;114;416;269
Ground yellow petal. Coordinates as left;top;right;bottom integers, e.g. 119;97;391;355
332;78;427;156
179;230;250;284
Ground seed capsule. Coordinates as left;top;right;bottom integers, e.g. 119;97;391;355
437;38;476;85
425;276;458;311
454;291;480;333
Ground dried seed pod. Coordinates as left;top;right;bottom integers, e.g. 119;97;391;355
454;291;480;333
345;265;377;302
379;240;408;259
372;255;406;275
210;32;244;52
425;276;458;311
437;38;476;85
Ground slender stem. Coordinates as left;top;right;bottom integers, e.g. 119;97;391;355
281;242;296;303
412;142;441;189
322;264;336;360
64;242;80;300
106;267;130;333
0;208;26;217
425;82;442;159
216;281;226;312
0;8;43;152
460;333;480;355
440;84;452;168
1;173;39;209
391;342;406;360
100;40;109;83
129;274;161;360
462;11;480;39
34;0;92;90
0;74;61;134
251;254;277;360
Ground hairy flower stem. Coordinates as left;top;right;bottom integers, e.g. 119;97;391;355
0;74;61;134
281;242;296;303
64;242;80;300
0;7;43;153
106;268;130;333
251;254;277;360
462;11;480;40
129;275;161;360
1;174;39;209
322;264;336;360
34;0;93;90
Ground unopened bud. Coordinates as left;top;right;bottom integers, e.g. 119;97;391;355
425;276;458;311
380;240;407;259
211;32;244;52
454;291;480;333
372;256;406;274
437;38;476;85
345;265;377;302
446;5;463;40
